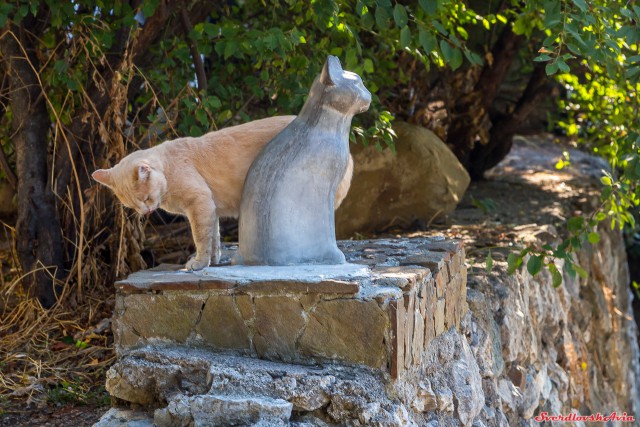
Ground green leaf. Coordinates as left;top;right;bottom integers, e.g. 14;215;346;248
393;4;408;28
375;5;391;29
557;60;570;73
587;232;601;244
419;0;438;15
449;46;463;70
567;216;584;233
196;109;208;126
363;58;374;73
464;49;483;65
534;54;553;62
507;252;522;275
571;0;588;12
548;263;563;287
486;250;493;273
400;26;412;48
545;62;559;75
419;28;436;53
440;40;462;70
573;264;588;279
527;255;544;276
224;41;238;59
600;176;612;186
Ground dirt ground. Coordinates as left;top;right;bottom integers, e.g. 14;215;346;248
1;134;636;426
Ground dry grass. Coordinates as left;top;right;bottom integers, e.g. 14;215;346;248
0;225;116;412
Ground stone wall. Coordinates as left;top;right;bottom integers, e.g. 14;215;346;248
457;224;640;426
112;238;466;379
99;228;639;426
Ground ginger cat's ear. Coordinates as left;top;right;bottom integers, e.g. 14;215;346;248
92;169;113;187
320;55;342;86
137;163;152;182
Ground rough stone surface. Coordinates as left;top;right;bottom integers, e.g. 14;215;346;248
335;121;470;237
156;394;293;426
195;295;251;350
299;299;388;368
93;408;154;427
113;237;467;376
106;348;413;426
101;217;639;426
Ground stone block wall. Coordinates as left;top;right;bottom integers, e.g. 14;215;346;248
112;238;466;379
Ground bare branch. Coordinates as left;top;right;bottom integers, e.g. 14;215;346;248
179;8;207;93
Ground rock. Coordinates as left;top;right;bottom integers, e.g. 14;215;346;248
105;363;181;405
335;121;470;237
253;295;306;361
195;295;251;350
190;394;292;426
496;379;520;414
412;380;438;412
93;408;154;427
416;330;484;426
155;393;293;426
435;387;454;412
299;299;388;368
119;293;204;344
519;373;541;419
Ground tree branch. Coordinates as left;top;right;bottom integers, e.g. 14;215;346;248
180;8;207;93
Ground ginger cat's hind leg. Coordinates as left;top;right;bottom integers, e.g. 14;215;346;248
335;154;354;209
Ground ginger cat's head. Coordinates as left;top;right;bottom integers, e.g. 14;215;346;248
92;154;167;215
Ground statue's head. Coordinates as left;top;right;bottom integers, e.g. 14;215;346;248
312;55;371;116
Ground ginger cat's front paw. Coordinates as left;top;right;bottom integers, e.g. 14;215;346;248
186;256;210;271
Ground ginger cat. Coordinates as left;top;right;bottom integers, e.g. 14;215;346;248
92;116;354;270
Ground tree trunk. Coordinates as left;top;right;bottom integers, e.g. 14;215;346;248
446;24;524;179
1;21;65;307
469;63;549;179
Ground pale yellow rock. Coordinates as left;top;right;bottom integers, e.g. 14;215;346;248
336;121;470;237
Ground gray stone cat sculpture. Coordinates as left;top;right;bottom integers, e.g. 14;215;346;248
237;55;371;265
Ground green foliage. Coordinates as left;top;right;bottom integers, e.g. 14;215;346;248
485;250;493;272
2;0;638;289
509;0;640;285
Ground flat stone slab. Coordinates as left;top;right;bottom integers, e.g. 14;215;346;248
112;237;467;378
116;262;368;293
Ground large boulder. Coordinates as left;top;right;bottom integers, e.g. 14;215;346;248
336;121;470;237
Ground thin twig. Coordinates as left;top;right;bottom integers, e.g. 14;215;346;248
179;8;207;93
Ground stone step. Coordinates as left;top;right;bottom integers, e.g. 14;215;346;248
112;237;467;379
104;346;412;426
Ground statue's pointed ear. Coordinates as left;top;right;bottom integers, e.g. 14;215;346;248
319;55;343;86
92;169;114;187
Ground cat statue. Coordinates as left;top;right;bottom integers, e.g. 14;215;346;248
92;116;354;270
237;56;371;265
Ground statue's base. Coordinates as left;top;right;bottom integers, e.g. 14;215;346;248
113;238;466;379
101;238;467;425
